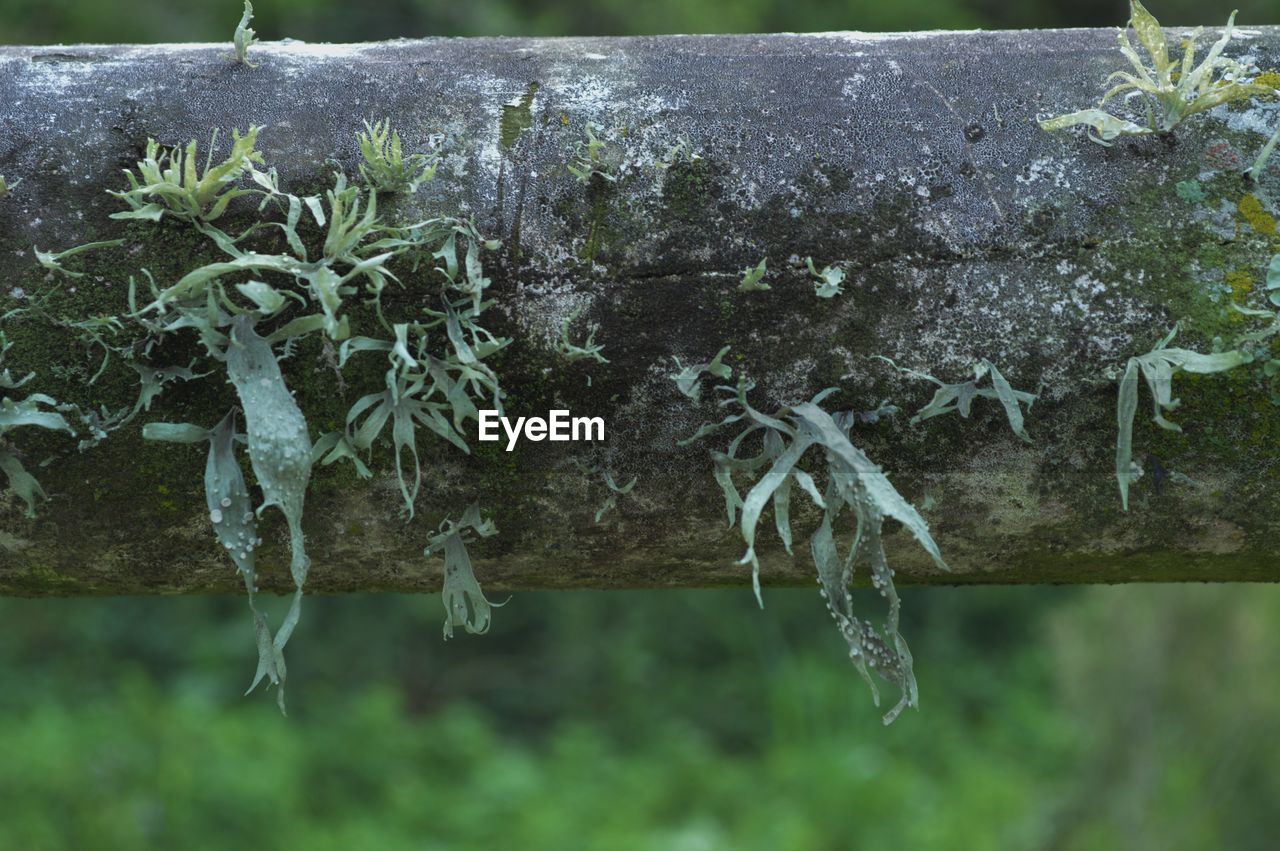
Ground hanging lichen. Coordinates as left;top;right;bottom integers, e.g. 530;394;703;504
682;378;947;724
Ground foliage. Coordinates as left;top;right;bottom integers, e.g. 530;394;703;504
581;460;634;522
357;118;438;194
683;378;947;723
34;239;124;279
1250;120;1280;181
232;0;258;67
0;175;18;199
878;356;1037;443
1039;0;1274;144
143;412;296;710
0;584;1091;851
656;136;702;169
1113;326;1245;511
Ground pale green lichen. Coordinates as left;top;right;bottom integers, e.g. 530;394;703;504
34;239;125;279
357;118;438;194
425;504;504;638
1040;0;1274;145
0;324;74;517
554;306;608;364
682;379;947;724
1175;180;1207;203
737;258;769;292
806;258;845;298
656;137;701;170
878;357;1037;443
588;467;636;523
567;123;616;184
109;127;264;229
143;411;292;711
669;344;732;402
1113;326;1246;511
43;124;512;707
231;0;259;68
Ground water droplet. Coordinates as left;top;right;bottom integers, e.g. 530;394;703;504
221;497;232;508
210;509;223;523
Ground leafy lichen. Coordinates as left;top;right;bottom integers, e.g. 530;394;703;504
737;258;769;292
357;118;438;194
28;123;513;707
231;0;259;68
424;504;503;638
878;357;1038;443
554;306;608;365
0;324;74;517
682;378;947;724
1113;326;1245;511
1040;0;1274;144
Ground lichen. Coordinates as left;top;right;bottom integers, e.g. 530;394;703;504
681;377;947;724
0;324;75;517
357;118;438;194
1238;194;1276;237
231;0;259;68
1039;0;1275;144
12;123;512;708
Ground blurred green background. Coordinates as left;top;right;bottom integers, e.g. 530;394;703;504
2;0;1279;42
5;1;1280;849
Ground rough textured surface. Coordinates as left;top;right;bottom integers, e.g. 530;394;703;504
4;29;1280;596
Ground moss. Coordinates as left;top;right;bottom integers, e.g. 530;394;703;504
498;82;539;149
659;157;724;221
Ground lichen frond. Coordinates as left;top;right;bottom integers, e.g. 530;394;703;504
567;123;617;183
0;328;74;518
554;306;608;364
684;378;947;723
806;258;845;298
109;127;264;225
357;118;438;194
425;505;504;638
737;258;769;292
231;0;259;67
1040;1;1274;145
879;356;1037;443
1114;326;1245;510
669;345;732;402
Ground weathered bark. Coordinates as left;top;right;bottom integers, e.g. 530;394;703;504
2;29;1280;596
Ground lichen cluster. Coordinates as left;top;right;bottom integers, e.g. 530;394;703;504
1040;0;1276;145
6;122;508;710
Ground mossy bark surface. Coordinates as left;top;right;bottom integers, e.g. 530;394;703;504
4;30;1280;596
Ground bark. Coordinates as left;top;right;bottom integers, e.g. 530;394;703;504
2;29;1280;596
